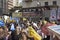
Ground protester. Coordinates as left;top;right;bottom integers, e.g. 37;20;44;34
10;22;16;40
41;17;56;40
1;16;58;40
15;24;21;40
0;27;5;40
37;21;42;35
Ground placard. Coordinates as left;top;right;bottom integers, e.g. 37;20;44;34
48;25;60;34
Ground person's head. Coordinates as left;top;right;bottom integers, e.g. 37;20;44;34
0;27;3;32
45;17;50;23
16;24;18;26
4;26;8;31
0;27;4;35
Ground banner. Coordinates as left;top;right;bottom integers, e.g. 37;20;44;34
50;8;56;20
57;8;60;19
12;12;22;17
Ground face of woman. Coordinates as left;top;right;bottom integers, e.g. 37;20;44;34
0;28;3;33
16;27;20;35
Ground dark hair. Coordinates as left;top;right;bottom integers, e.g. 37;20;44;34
45;17;50;22
40;18;42;20
0;27;4;30
16;24;18;26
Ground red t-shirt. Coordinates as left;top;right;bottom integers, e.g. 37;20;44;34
41;22;56;35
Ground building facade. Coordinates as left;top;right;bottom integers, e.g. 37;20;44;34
8;0;19;9
0;0;3;15
0;0;20;15
3;0;8;14
13;0;19;6
0;0;8;15
21;0;60;8
8;0;14;9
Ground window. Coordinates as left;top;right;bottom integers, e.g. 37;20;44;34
45;2;48;6
53;1;57;5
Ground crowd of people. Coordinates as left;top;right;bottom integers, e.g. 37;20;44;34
0;17;59;40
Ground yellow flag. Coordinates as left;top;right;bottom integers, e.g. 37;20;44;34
28;26;42;40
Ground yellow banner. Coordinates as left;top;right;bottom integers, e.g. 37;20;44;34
12;12;22;17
